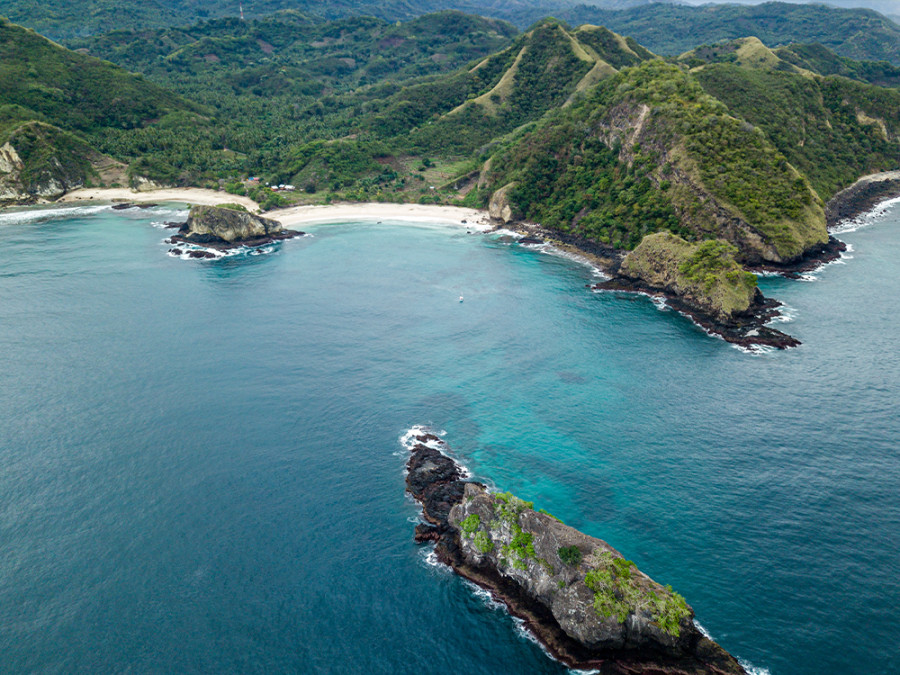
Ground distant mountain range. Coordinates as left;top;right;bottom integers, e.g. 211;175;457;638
5;0;900;62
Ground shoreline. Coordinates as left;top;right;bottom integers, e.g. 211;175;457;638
825;170;900;229
56;188;494;231
269;202;492;230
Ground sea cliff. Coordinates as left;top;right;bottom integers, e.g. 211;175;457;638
406;430;746;674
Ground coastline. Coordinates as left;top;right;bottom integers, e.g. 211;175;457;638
405;430;747;675
825;170;900;228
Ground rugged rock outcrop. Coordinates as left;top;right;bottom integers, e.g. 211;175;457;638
825;171;900;227
167;205;302;249
595;232;800;349
406;431;746;674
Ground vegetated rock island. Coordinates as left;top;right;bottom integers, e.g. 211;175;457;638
166;204;303;256
406;430;746;674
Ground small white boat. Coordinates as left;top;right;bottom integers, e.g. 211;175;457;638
459;295;464;302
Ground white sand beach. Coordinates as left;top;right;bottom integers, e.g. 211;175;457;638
57;188;492;230
270;202;491;230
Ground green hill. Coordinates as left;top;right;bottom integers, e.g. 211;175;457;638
475;59;827;263
0;18;213;199
680;39;900;202
559;2;900;65
2;0;573;40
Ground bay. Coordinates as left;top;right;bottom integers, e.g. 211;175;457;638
0;202;898;673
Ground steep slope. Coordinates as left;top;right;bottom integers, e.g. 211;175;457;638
275;21;657;189
688;53;900;202
0;121;108;202
363;20;656;155
0;19;230;196
773;43;900;88
478;60;826;264
0;19;198;136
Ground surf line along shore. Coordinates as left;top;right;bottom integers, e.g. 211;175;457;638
58;188;493;230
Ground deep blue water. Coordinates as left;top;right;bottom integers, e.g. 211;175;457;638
1;203;898;674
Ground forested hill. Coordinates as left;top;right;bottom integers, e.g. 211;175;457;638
67;11;517;93
0;18;206;199
7;0;900;68
558;2;900;65
2;0;595;40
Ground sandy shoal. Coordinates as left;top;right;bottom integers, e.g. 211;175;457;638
59;187;261;211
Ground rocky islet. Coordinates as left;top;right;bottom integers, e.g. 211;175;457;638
405;430;746;674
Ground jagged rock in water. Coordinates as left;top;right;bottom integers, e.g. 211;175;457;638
168;205;302;249
405;432;746;674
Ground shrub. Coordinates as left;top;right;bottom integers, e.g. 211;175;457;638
473;531;493;554
558;545;582;566
459;513;480;536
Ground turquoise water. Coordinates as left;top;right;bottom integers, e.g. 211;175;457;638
1;203;898;674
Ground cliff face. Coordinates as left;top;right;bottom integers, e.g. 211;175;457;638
481;61;829;265
184;205;281;242
0;122;98;204
406;431;746;674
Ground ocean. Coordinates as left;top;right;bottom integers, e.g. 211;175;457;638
1;202;898;673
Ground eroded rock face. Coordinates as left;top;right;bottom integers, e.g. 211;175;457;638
405;432;746;674
184;205;282;242
168;205;302;249
488;182;520;223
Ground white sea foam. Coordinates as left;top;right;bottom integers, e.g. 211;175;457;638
538;244;610;280
769;304;797;324
0;204;112;226
464;580;506;611
490;228;524;239
832;194;900;234
693;619;713;639
399;425;446;452
738;660;771;675
420;547;452;575
399;426;472;477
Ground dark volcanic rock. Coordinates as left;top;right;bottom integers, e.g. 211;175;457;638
167;205;303;250
405;435;746;674
405;443;462;502
593;280;800;350
748;236;846;276
111;202;136;210
826;171;900;227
